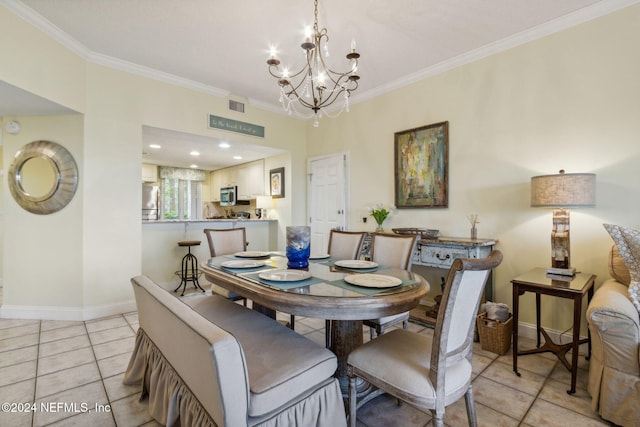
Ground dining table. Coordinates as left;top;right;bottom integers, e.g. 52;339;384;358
200;251;430;392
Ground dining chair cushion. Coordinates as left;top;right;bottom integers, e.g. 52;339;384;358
348;329;472;407
203;228;247;257
328;230;366;260
370;233;417;270
187;296;337;417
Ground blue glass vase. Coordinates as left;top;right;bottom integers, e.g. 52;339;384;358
286;226;311;269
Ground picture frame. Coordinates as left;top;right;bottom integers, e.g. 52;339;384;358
394;121;449;208
270;167;285;198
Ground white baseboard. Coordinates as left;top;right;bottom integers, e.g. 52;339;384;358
515;321;588;345
0;300;137;321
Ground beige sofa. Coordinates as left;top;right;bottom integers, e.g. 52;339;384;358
586;246;640;427
124;275;346;427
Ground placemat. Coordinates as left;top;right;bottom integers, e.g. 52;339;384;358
309;256;338;264
243;271;327;290
323;259;380;272
328;277;419;296
206;257;276;273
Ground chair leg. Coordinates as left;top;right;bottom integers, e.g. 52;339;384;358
348;375;357;427
464;385;478;427
289;315;295;330
430;409;444;427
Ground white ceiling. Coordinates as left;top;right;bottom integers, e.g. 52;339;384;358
3;0;636;169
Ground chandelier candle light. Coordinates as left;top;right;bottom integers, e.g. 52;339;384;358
267;0;360;127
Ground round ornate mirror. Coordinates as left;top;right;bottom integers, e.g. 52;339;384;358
8;140;79;214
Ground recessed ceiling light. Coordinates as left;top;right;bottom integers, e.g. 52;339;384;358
190;151;200;156
233;155;242;160
190;164;198;168
149;144;161;149
219;142;230;148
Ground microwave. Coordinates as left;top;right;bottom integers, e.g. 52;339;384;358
220;186;237;206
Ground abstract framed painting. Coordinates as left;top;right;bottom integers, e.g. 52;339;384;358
394;121;449;208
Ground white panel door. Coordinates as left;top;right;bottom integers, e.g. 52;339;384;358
308;153;347;255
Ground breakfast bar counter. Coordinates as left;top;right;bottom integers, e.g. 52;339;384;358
142;219;278;283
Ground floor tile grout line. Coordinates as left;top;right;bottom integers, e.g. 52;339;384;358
85;315;120;427
32;320;41;427
515;358;560;427
530;363;606;424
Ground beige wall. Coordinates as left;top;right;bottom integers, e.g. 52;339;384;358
308;5;640;333
2;115;85;314
0;5;306;319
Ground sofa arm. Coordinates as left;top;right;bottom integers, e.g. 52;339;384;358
587;279;640;375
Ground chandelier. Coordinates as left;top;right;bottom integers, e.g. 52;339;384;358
267;0;360;126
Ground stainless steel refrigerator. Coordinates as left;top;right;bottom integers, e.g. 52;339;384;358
142;185;159;221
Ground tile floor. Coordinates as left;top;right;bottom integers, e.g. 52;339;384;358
0;284;617;427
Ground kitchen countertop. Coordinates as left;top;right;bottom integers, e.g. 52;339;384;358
143;218;276;223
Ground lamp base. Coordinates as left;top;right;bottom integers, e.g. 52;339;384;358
546;267;576;276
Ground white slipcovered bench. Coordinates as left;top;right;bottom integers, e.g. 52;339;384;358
123;275;346;427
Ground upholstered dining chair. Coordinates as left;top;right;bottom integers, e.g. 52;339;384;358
328;229;366;261
325;230;367;347
203;228;249;304
363;233;418;339
348;250;503;427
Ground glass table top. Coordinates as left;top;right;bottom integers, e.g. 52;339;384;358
205;254;423;298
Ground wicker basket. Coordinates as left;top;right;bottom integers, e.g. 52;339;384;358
476;312;513;355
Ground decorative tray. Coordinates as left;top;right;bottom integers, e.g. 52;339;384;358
392;228;439;238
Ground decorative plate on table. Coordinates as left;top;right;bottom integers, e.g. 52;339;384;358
344;274;402;288
234;251;271;259
309;253;331;260
221;260;265;269
258;269;312;282
335;260;378;269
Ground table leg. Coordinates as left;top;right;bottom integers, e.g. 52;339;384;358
512;284;520;377
331;320;363;394
587;285;594;360
536;293;541;347
568;295;582;394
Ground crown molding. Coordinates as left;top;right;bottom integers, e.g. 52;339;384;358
4;0;639;118
349;0;640;107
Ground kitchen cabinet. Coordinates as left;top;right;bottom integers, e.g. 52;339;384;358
210;171;222;201
210;160;265;201
142;163;158;182
237;160;265;199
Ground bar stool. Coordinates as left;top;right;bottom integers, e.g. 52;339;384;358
174;240;205;296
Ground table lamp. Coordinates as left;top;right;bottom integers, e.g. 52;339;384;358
530;170;596;276
256;195;272;219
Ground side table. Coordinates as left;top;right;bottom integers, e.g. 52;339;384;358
511;268;596;394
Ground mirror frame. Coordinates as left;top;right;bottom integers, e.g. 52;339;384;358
8;140;79;215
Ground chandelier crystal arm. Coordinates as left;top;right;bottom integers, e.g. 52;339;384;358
266;0;360;124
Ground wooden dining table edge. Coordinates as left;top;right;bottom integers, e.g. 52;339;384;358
199;264;429;320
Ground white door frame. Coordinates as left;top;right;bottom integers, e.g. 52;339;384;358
307;150;350;231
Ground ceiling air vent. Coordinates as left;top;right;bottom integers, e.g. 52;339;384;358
229;100;245;113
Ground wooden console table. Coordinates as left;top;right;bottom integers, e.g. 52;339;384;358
511;268;595;394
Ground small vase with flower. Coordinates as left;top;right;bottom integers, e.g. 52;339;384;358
370;203;393;233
